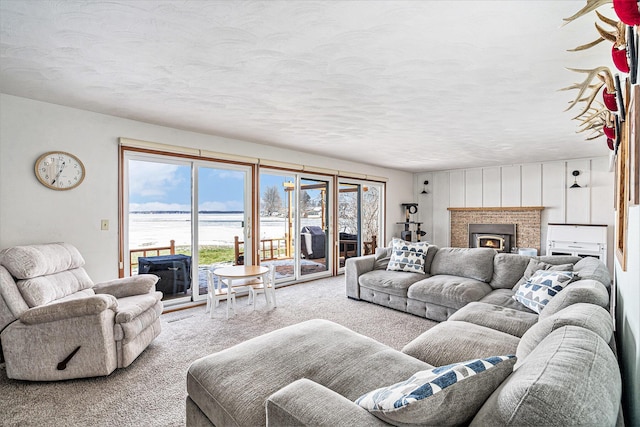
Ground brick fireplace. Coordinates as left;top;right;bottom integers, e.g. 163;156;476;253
448;207;544;253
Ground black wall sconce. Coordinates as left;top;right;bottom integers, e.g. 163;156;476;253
421;180;429;194
570;170;581;188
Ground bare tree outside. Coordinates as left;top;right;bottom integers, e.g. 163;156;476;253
361;186;380;243
300;190;311;216
338;184;381;244
262;185;282;216
338;188;358;234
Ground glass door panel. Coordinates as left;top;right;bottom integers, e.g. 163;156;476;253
127;158;193;305
259;172;296;281
362;183;382;254
336;180;384;273
338;182;361;269
195;165;250;301
299;177;330;277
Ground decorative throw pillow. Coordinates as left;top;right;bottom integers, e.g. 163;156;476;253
512;259;574;291
355;355;516;426
386;238;429;274
513;270;575;314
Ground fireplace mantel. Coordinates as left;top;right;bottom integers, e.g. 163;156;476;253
447;206;544;212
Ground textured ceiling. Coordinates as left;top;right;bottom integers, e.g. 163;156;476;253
0;1;618;172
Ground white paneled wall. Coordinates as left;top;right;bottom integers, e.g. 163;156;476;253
415;157;614;268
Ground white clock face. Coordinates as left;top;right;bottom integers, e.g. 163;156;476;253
35;151;85;190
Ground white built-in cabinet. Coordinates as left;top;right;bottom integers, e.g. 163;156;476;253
546;224;608;267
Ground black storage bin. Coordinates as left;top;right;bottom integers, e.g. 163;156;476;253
300;226;325;259
138;254;192;296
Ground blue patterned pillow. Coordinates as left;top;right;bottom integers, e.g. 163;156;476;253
386;238;429;273
356;355;516;426
513;269;575;314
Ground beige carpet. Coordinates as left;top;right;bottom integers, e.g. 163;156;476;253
0;276;437;426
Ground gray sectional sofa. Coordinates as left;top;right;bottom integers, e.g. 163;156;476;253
185;246;621;426
346;246;611;323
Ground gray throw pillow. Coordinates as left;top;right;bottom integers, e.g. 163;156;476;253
512;259;574;291
374;247;393;270
355;355;516;426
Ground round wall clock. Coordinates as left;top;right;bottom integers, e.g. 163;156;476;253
34;151;85;190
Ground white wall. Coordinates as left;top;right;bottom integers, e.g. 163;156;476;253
0;94;414;281
615;205;640;426
414;157;615;268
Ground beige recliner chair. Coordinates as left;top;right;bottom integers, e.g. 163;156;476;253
0;242;163;381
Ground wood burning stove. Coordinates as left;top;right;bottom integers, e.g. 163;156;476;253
468;224;516;253
476;235;505;251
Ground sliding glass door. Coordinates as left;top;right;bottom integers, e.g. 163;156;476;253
124;153;251;306
299;177;330;277
337;180;384;273
259;170;333;282
194;163;252;302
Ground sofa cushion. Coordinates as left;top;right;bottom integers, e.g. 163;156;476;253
513;269;575;314
448;302;538;337
359;270;427;297
0;242;85;279
489;253;531;289
430;248;495;283
479;289;536;313
512;259;574;291
516;303;613;367
407;275;493;310
387;239;431;274
538;279;610;320
113;291;163;324
16;268;95;307
356;355;516;427
402;321;520;367
535;255;582;265
573;256;611;288
471;326;621;427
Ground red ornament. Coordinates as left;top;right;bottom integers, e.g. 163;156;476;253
612;44;630;73
604;125;616;139
607;138;615;150
613;0;640;26
603;88;618;111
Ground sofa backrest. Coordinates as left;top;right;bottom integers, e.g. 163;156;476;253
429;248;495;283
471;325;621;426
573;256;611;288
515;303;614;367
0;243;94;308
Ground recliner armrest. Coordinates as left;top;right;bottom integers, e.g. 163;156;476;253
94;274;159;298
19;294;117;325
266;378;387;427
345;255;376;300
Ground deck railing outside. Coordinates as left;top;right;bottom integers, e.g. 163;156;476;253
129;240;176;275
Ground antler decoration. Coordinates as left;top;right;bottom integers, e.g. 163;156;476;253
563;0;640;27
562;0;612;25
560;66;616;117
561;0;638;148
569;11;627;51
